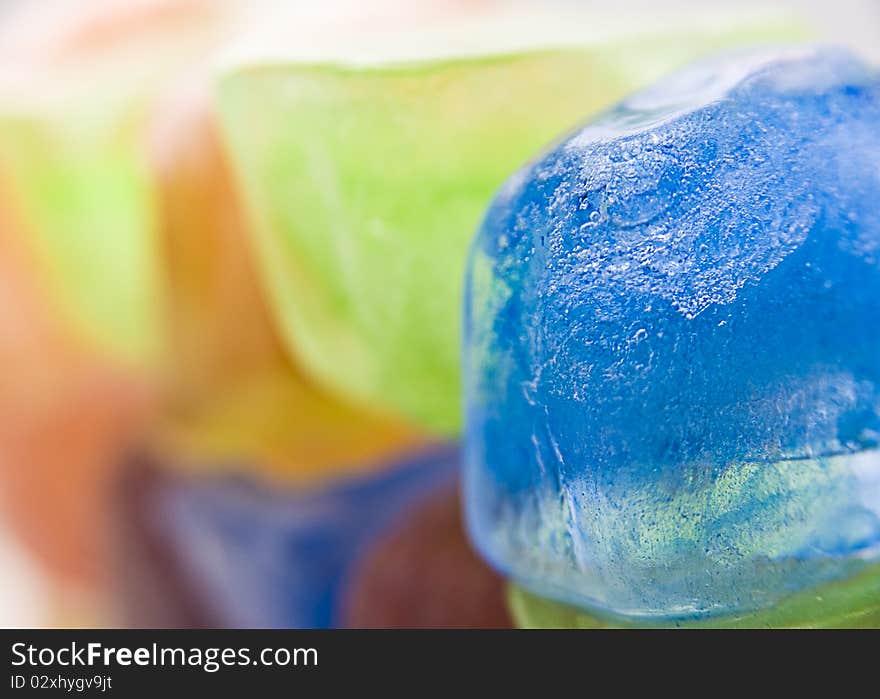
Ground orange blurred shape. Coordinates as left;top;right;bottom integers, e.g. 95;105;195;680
151;81;286;413
0;184;152;587
0;0;235;595
150;81;428;486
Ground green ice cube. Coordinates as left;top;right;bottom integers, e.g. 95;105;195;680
217;13;805;434
0;105;159;366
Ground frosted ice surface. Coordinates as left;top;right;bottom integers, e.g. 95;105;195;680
463;47;880;619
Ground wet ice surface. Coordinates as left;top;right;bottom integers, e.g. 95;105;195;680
463;47;880;619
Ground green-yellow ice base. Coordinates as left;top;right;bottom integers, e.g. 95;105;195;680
508;564;880;628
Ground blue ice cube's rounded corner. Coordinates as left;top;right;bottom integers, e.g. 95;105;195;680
462;45;880;620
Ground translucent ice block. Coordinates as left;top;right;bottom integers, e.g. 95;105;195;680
0;0;236;594
150;83;424;486
0;0;237;367
464;47;880;620
216;5;801;435
116;445;457;628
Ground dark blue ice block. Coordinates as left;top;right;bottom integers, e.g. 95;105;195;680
143;445;457;628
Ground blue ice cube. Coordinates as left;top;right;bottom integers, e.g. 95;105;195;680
463;47;880;620
143;446;456;628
